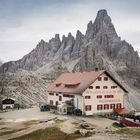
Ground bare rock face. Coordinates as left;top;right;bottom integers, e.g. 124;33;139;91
0;70;48;107
86;9;118;41
0;9;140;109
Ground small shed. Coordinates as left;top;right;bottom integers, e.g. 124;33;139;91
2;98;15;110
57;103;73;115
114;108;130;116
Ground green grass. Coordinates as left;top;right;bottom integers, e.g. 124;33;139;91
115;128;140;137
9;127;81;140
112;122;125;128
0;128;26;136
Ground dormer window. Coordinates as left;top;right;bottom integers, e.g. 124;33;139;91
65;83;80;88
89;86;93;89
56;83;61;87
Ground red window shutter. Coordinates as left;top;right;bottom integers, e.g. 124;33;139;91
85;96;91;99
117;103;121;109
97;105;103;110
50;100;53;105
85;105;91;111
110;104;115;109
104;104;109;110
97;95;102;99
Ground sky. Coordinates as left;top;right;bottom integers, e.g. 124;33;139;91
0;0;140;62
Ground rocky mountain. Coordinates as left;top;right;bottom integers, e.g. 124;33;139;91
0;70;48;107
0;9;140;110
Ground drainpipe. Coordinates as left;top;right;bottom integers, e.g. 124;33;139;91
82;95;85;115
77;98;78;109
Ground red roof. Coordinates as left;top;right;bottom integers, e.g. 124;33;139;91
114;108;130;115
47;70;128;94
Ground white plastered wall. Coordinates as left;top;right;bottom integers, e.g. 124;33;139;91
2;104;14;109
48;92;74;106
82;73;126;115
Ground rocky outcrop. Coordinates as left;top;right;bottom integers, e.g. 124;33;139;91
0;70;48;107
0;9;140;109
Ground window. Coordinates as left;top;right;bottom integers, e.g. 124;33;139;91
111;86;117;89
63;94;74;98
49;93;54;95
97;105;103;110
59;96;62;101
56;83;61;87
85;105;91;111
110;95;114;98
98;77;102;81
85;96;91;99
56;93;58;96
104;77;108;81
56;101;58;106
103;86;108;89
97;95;102;99
96;86;100;89
116;103;122;109
110;104;115;109
104;95;114;98
50;100;53;105
63;108;66;112
65;84;79;88
104;104;109;110
89;86;93;89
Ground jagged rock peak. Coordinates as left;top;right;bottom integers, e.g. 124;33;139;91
86;9;117;40
38;39;46;45
95;9;112;27
62;35;66;39
87;20;92;28
66;32;75;42
76;30;83;37
40;39;45;43
49;34;61;43
96;9;108;19
36;39;47;49
55;34;60;39
68;32;74;38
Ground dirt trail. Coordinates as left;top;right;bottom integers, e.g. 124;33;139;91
1;107;139;140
